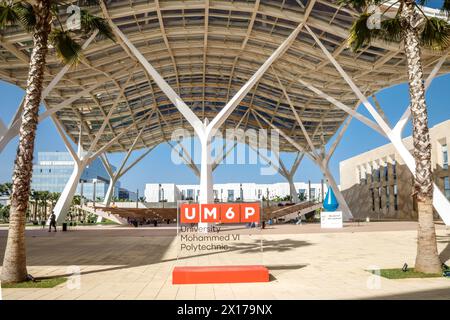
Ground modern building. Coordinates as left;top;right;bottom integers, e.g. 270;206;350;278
145;181;327;203
0;195;9;207
340;120;450;221
119;188;138;202
31;151;120;201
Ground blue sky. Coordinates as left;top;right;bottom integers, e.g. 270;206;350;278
1;72;449;195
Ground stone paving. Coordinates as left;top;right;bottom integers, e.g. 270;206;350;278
0;222;449;300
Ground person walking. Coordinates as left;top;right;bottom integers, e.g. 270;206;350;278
48;211;57;232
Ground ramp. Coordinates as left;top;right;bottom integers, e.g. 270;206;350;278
265;201;322;221
75;205;127;225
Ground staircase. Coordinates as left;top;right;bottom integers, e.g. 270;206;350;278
75;205;127;225
265;201;322;221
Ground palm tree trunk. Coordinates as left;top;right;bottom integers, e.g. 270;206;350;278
1;0;52;284
401;2;441;274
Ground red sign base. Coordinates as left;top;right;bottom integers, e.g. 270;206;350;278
172;265;269;285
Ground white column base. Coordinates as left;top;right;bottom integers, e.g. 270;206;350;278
52;162;85;225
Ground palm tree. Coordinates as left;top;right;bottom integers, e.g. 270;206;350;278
29;190;40;222
39;190;49;220
339;0;450;273
0;1;114;284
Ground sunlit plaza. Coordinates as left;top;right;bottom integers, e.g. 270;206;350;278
1;0;450;303
1;222;449;300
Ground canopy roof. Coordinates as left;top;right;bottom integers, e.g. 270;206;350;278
1;0;449;153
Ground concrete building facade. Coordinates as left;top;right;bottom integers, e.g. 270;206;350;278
340;120;450;221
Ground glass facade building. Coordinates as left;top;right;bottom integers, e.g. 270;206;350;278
31;152;120;201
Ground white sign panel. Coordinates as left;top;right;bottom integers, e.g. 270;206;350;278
321;211;343;229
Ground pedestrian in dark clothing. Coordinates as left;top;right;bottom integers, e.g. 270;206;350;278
49;212;57;232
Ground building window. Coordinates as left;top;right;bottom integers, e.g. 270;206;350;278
227;190;234;202
444;176;450;200
385;186;390;210
384;165;389;181
394;184;398;211
443;145;448;169
378;187;382;209
371;188;375;211
393;160;397;181
359;167;366;184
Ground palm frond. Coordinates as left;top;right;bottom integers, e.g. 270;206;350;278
378;17;403;43
348;13;374;51
80;10;114;41
337;0;387;10
0;2;21;28
420;17;450;50
49;28;83;65
14;2;36;32
78;0;101;7
442;0;450;16
0;1;36;31
337;0;370;9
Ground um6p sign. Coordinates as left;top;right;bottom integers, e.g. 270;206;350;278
180;203;260;223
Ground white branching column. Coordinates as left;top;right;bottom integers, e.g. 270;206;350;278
304;24;450;225
199;120;214;204
51;110;151;225
252;109;354;221
102;5;309;208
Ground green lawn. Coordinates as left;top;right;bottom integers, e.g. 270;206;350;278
368;268;446;279
1;277;67;288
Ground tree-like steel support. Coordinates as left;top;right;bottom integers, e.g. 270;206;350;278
249;143;303;203
304;24;450;225
252;109;353;220
100;1;315;205
100;123;153;207
98;147;154;223
0;31;100;154
51;111;152;225
271;67;354;218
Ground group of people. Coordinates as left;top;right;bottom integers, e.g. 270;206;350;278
127;217;164;227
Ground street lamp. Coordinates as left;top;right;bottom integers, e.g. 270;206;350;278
136;188;139;208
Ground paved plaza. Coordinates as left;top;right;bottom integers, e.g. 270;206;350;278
0;222;449;300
